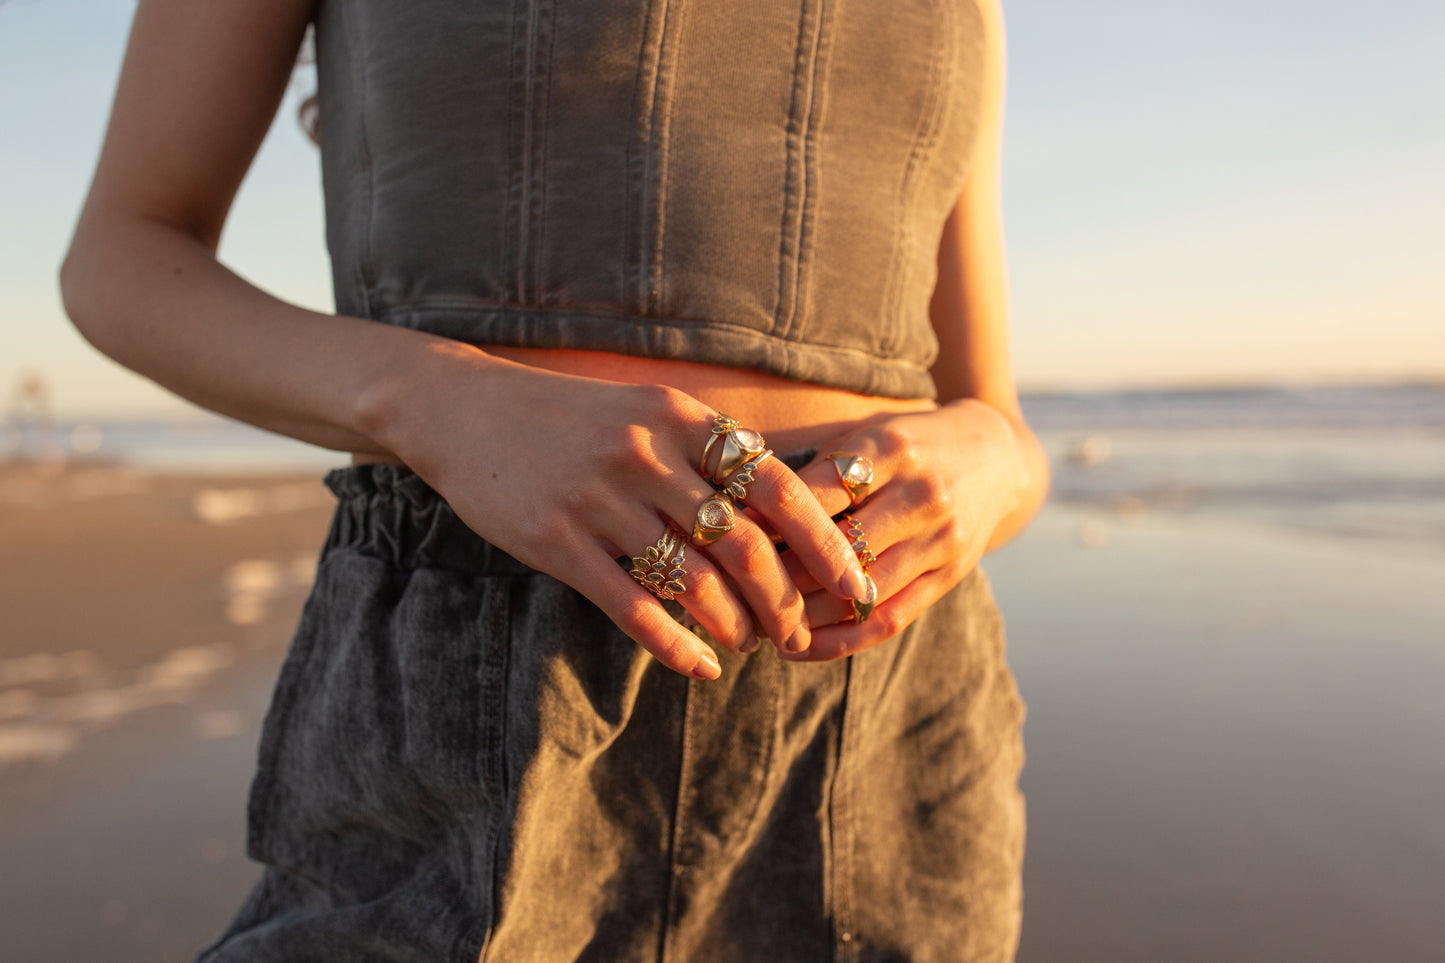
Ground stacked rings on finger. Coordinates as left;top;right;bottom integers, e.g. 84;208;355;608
827;452;875;507
630;527;688;601
719;448;772;501
839;512;877;623
702;414;767;480
841;513;876;570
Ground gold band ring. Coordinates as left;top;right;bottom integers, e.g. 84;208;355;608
692;492;737;546
841;513;876;570
827;452;875;507
630;527;688;601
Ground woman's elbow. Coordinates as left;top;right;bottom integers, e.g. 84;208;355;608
58;232;106;351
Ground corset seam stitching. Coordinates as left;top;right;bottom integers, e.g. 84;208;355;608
773;0;823;350
533;1;557;306
785;0;837;352
344;2;376;320
880;0;955;359
649;1;686;316
504;0;529;305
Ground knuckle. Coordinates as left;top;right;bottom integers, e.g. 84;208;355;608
918;470;952;507
767;477;813;520
895;437;922;471
614;597;659;635
879;422;913;458
687;567;725;601
521;509;570;550
556;481;599;519
615;598;683;663
613;421;659;463
875;606;906;640
649;632;691;669
640;383;696;430
730;527;779;577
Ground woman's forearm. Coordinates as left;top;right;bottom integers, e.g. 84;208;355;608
59;212;500;455
982;405;1051;554
936;397;1052;556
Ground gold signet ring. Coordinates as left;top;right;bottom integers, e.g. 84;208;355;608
828;452;875;506
692;492;737;546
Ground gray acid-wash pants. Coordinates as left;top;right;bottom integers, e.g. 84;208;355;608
196;455;1026;963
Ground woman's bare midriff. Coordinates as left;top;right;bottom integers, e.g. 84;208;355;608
350;346;937;466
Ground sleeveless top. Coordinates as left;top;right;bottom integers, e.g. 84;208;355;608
311;1;987;399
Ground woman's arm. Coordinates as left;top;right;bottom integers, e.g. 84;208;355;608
58;0;400;453
60;0;873;678
927;0;1050;554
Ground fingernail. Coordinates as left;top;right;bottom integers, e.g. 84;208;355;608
740;634;762;654
692;649;722;680
784;629;811;654
857;573;877;606
840;564;870;601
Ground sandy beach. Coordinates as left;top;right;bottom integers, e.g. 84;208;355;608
1;458;1442;961
0;462;337;962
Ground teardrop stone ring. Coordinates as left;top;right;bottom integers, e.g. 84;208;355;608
827;452;875;506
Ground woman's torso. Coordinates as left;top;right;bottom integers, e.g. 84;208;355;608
318;0;990;454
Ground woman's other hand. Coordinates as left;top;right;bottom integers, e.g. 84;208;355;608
358;341;871;679
773;400;1042;661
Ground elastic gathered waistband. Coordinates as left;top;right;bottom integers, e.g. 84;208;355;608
320;450;819;575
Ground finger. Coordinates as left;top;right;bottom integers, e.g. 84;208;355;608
787;566;956;663
611;515;757;653
574;543;723;680
692;514;812;656
651;469;812;655
799;534;924;630
796;437;892;519
782;501;903;595
738;456;872;606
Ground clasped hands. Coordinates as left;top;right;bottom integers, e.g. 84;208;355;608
731;398;1029;664
390;361;1028;682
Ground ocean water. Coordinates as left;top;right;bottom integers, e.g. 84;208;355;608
1024;382;1445;554
7;382;1444;553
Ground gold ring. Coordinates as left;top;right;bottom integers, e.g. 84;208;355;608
699;414;740;475
692;492;737;546
841;513;876;569
716;424;767;480
720;449;772;502
850;573;877;624
629;527;688;601
827;452;874;506
701;413;767;483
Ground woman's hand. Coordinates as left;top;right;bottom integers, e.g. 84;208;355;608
360;341;873;680
772;399;1033;661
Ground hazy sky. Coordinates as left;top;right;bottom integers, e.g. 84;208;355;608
3;0;1441;416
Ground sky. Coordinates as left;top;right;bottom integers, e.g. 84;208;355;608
2;0;1441;417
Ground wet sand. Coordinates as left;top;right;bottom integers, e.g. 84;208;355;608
1;463;1442;961
0;462;337;961
989;507;1445;963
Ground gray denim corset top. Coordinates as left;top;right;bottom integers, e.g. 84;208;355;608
312;1;987;399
